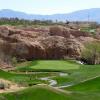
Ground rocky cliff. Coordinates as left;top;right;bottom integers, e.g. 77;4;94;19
0;25;99;68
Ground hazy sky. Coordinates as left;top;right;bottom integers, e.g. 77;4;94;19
0;0;100;15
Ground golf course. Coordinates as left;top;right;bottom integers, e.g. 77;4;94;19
0;60;99;100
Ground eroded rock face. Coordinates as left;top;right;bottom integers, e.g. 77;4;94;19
0;25;97;68
49;26;91;38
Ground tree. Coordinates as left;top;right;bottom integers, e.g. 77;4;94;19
81;41;100;64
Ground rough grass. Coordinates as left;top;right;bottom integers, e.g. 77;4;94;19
1;85;100;100
0;70;58;86
0;86;69;100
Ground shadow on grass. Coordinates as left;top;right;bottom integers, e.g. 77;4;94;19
28;60;38;67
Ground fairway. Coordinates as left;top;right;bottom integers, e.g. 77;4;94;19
65;76;100;92
16;60;80;71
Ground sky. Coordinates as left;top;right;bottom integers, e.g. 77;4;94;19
0;0;100;15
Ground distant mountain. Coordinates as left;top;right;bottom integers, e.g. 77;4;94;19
0;8;100;22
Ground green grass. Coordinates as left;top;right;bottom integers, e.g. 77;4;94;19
80;27;96;34
0;60;100;100
0;69;42;85
16;60;80;71
52;64;100;86
52;76;73;86
61;75;100;100
15;60;100;87
64;76;100;92
1;85;100;100
0;69;58;86
0;86;69;100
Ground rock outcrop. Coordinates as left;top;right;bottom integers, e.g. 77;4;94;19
49;26;91;38
0;25;98;68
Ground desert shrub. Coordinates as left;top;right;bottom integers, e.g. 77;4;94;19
0;83;5;89
81;41;100;64
11;57;18;67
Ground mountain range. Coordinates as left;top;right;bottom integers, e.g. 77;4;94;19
0;8;100;22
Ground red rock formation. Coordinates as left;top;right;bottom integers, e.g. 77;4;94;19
0;25;98;68
49;26;91;38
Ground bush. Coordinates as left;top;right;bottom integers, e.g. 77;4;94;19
11;57;18;67
81;41;100;64
0;83;5;89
